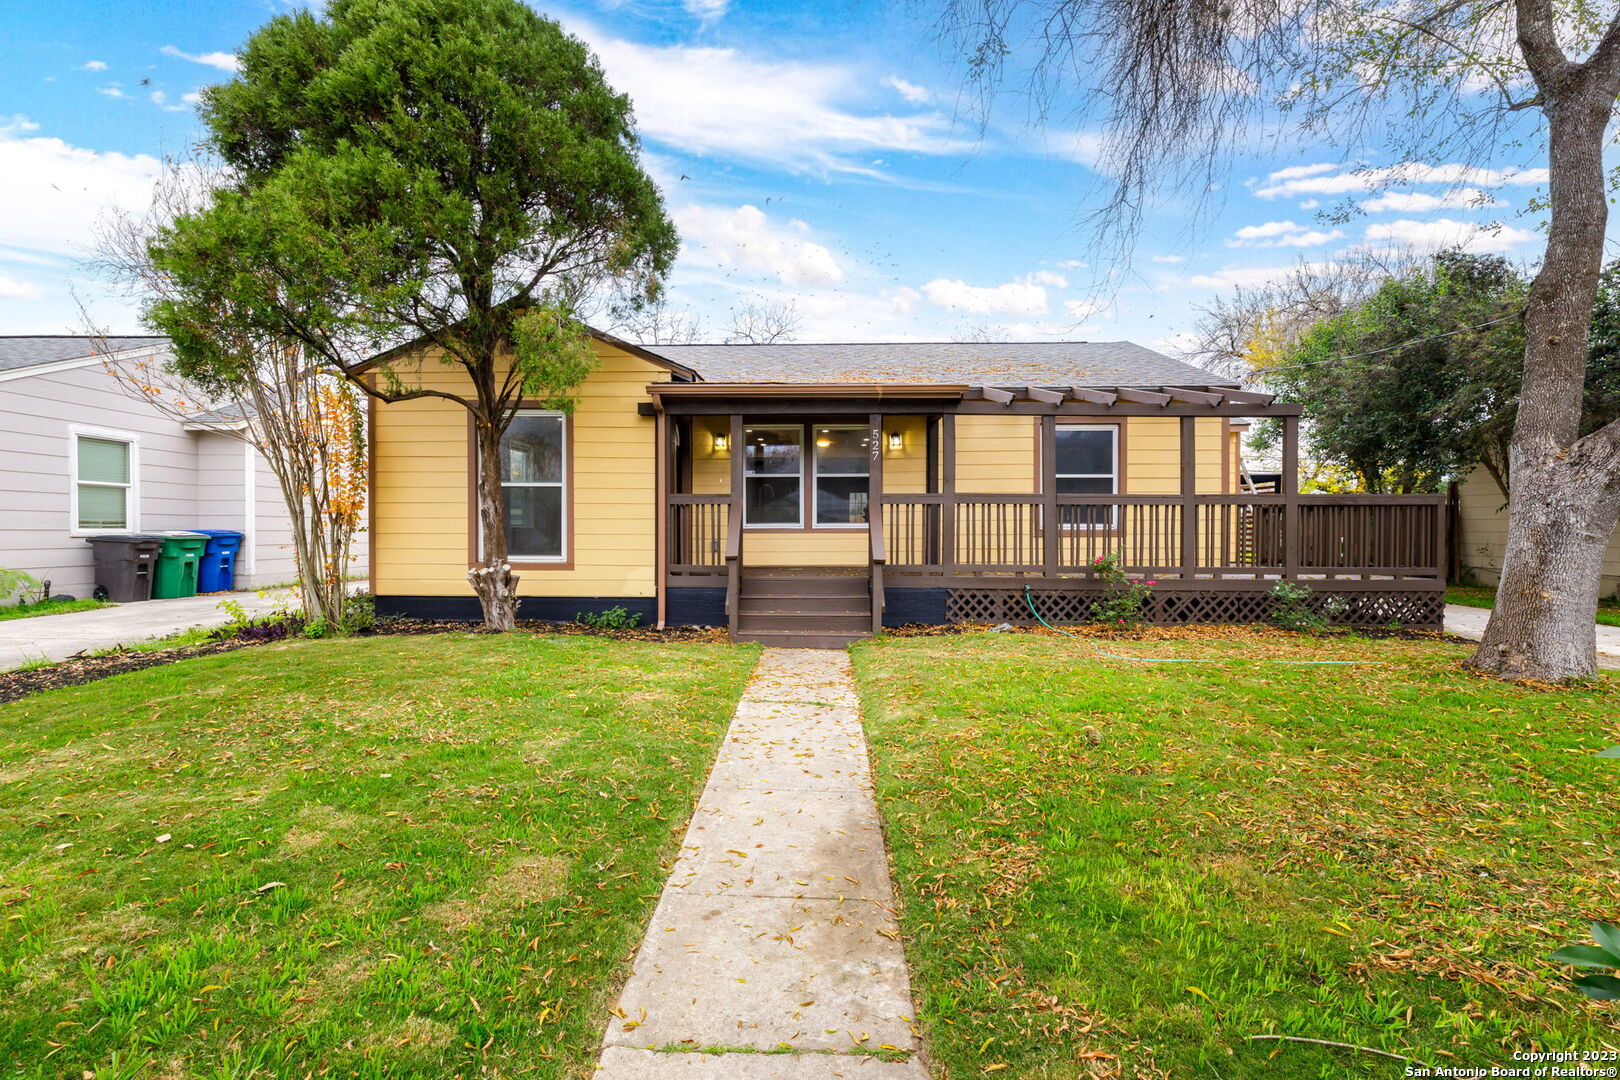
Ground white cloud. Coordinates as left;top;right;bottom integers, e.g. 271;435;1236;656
81;60;108;72
1055;259;1088;269
160;45;242;73
1362;187;1503;212
682;0;729;21
1025;270;1068;288
182;91;203;106
148;89;187;113
1184;265;1323;290
882;75;931;105
1254;162;1548;199
0;273;43;301
96;85;127;99
0;120;163;261
1064;298;1106;320
673;203;845;287
1228;220;1344;248
1150;254;1186;264
1262;163;1340;183
1044;131;1107;169
1363;218;1539;253
579;29;966;177
920;274;1053;317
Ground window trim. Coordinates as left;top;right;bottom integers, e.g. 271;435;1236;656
1052;422;1120;531
467;410;574;571
68;426;139;537
742;423;806;529
810;423;872;529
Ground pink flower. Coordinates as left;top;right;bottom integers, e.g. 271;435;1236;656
1117;619;1125;625
1147;580;1158;586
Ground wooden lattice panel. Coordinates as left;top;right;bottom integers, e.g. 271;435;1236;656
947;586;1445;628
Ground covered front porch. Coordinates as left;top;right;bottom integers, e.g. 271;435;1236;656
646;382;1447;643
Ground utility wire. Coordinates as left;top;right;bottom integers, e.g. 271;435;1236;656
1252;311;1522;375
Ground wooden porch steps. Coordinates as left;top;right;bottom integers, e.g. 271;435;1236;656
735;568;872;649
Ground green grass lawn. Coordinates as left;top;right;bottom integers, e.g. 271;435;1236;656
0;633;756;1079
852;630;1620;1078
1447;584;1620;628
0;599;110;622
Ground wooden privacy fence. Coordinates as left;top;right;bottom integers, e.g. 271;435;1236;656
877;492;1445;580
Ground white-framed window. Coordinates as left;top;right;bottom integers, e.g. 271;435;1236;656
743;425;804;527
70;428;138;535
1055;424;1118;528
811;424;871;527
498;411;567;560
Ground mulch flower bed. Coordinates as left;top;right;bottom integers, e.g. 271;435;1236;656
0;618;730;705
1;616;1463;707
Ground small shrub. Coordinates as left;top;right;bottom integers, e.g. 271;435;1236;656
1088;552;1154;629
1549;922;1620;1000
1;568;43;606
1269;580;1327;632
576;606;642;630
339;593;376;634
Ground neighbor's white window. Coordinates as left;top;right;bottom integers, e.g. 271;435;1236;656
74;434;135;532
499;411;567;560
1055;424;1118;528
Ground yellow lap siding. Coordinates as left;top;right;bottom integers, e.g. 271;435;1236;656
371;342;669;599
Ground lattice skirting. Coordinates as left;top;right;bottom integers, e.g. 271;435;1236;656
945;587;1446;628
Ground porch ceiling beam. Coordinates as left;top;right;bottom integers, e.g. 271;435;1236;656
1162;386;1225;407
965;385;1015;405
1064;386;1118;406
1015;385;1065;404
1212;388;1276;406
1114;387;1173;406
652;398;1303;417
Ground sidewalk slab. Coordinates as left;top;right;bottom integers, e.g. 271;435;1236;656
597;1047;926;1079
1445;604;1620;670
0;589;301;672
595;648;926;1078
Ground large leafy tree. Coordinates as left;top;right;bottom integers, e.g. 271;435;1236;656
147;0;677;630
936;0;1620;680
1265;253;1529;495
1257;254;1620;498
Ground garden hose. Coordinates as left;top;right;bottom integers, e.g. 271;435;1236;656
1020;585;1381;665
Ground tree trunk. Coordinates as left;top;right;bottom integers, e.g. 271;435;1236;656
1466;86;1620;680
469;414;520;631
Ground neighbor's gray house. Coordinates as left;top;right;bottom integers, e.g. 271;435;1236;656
0;335;302;601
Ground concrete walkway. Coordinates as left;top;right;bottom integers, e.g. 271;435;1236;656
1445;604;1620;670
595;649;927;1080
0;589;299;672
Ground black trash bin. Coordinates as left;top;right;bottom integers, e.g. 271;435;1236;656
84;533;164;602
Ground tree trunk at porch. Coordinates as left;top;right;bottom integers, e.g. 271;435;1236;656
1466;50;1620;681
469;415;520;631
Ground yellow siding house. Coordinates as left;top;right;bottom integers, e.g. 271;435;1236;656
368;334;1447;644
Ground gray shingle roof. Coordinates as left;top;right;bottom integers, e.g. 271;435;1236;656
645;340;1229;387
0;335;169;375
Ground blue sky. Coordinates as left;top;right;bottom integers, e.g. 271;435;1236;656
0;0;1563;351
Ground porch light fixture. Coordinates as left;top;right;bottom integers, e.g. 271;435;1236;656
888;431;903;451
712;432;729;452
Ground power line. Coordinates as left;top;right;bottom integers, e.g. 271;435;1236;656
1253;311;1522;375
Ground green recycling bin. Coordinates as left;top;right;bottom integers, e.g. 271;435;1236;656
151;531;209;599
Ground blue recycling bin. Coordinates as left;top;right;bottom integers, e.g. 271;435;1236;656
193;529;245;593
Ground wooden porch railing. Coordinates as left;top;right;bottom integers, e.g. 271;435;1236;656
878;492;1446;580
667;494;730;576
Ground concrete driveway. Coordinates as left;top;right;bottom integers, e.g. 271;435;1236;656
1445;604;1620;670
0;589;300;672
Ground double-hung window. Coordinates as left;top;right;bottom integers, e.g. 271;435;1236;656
73;433;136;532
811;425;871;526
499;411;566;560
1055;424;1118;528
743;426;804;526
